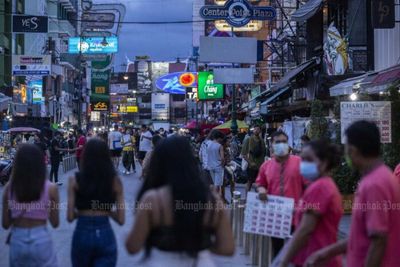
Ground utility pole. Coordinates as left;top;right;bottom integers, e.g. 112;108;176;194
231;84;238;135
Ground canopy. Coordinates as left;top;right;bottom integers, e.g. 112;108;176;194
214;120;249;130
8;127;40;133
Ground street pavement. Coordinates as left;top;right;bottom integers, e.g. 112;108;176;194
0;162;251;267
0;162;351;266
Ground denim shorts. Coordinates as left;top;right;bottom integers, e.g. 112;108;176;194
10;225;57;267
209;167;224;186
71;216;117;267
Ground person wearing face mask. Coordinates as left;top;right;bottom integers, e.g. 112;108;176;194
305;121;400;267
277;139;342;267
255;130;307;257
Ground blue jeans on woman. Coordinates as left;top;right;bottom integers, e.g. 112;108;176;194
71;216;117;267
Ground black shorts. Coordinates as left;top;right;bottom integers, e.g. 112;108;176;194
110;149;122;157
138;151;147;160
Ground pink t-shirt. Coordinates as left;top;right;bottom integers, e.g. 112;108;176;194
255;155;306;204
347;164;400;267
393;164;400;184
292;177;343;267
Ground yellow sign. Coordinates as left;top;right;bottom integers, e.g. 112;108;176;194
0;147;4;153
95;86;106;94
127;106;138;113
93;102;108;111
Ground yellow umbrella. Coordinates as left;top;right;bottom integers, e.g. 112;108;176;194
214;120;249;130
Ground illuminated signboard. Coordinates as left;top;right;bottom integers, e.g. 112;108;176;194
92;102;108;111
156;72;197;94
197;72;224;101
28;79;43;104
126;106;138;113
68;37;118;54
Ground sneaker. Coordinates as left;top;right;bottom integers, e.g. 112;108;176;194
122;170;126;174
126;171;130;175
57;182;63;186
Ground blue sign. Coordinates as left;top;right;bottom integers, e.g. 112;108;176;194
200;0;276;28
156;72;198;95
28;80;43;104
68;37;118;54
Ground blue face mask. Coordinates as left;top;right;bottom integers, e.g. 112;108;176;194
300;161;320;181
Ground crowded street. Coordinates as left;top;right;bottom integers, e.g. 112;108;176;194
0;165;252;267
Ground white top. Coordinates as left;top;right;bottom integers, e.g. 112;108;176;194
122;134;132;147
108;130;123;150
199;139;212;170
139;130;153;152
206;141;222;170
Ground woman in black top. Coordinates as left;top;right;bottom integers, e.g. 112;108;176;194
67;138;124;267
126;136;234;266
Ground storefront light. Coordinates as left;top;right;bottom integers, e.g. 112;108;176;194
350;93;358;101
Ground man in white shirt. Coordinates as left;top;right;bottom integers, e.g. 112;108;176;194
138;125;152;165
108;124;123;169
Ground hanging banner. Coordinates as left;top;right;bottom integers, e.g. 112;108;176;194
197;72;224;100
68;37;118;54
90;68;110;111
12;55;51;76
12;15;48;33
340;101;392;143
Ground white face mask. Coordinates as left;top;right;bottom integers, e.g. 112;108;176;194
300;161;320;181
273;143;289;157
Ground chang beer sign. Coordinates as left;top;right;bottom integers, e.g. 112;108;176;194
198;72;224;101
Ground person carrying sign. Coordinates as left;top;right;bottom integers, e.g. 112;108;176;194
255;130;307;258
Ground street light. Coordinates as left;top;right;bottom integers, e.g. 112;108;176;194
123;75;129;80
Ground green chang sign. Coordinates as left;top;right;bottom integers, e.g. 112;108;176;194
197;72;224;100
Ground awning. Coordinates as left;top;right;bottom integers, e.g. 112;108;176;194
329;74;367;96
365;65;400;94
271;58;319;92
291;0;323;22
260;87;291;114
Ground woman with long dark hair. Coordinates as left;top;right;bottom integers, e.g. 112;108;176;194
2;144;60;266
125;136;234;266
67;138;125;267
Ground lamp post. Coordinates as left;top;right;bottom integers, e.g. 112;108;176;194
231;84;238;134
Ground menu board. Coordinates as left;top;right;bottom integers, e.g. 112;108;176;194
340;101;391;143
243;192;294;238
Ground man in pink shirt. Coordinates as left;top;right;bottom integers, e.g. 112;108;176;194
256;131;307;257
69;129;86;170
306;120;400;267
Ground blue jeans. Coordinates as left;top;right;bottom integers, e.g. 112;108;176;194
71;216;117;267
10;225;57;267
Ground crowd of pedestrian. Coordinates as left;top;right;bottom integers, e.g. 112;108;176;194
2;120;400;267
